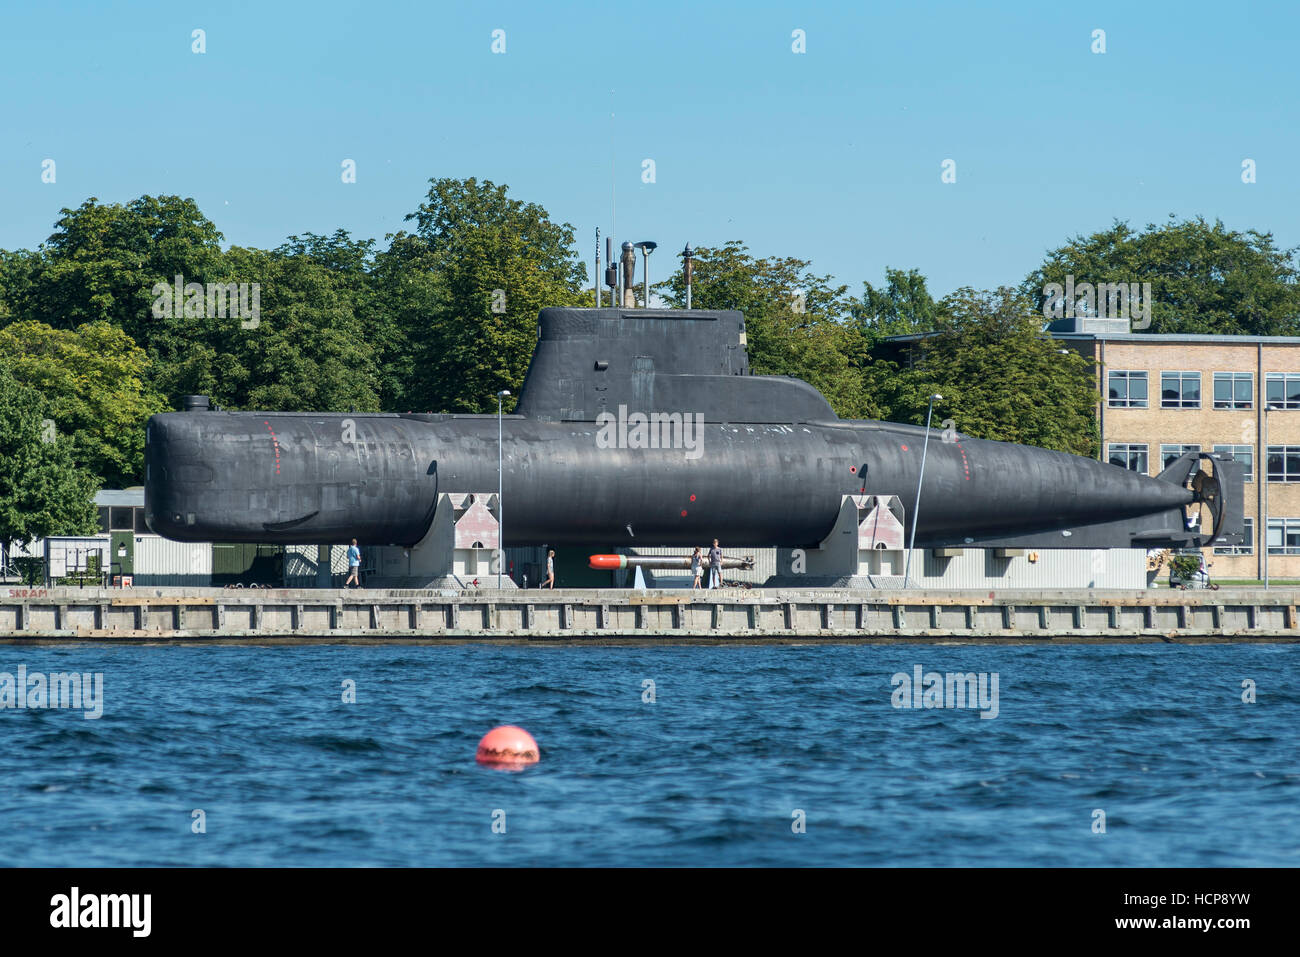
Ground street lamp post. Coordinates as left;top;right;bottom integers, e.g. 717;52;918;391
497;390;510;589
1264;403;1278;589
904;394;943;588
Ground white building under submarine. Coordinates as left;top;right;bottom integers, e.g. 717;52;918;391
142;306;1244;590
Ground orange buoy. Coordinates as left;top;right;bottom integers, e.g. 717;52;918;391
475;725;539;769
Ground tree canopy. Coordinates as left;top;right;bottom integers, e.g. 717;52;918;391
1024;216;1300;335
884;287;1100;457
656;241;883;420
0;321;165;488
0;360;99;553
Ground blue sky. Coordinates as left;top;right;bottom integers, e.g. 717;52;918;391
1;0;1296;298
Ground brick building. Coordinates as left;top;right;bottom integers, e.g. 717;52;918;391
1055;323;1300;581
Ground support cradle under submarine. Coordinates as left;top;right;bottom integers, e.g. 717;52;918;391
144;307;1244;569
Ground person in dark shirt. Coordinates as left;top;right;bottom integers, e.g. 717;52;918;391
708;539;723;589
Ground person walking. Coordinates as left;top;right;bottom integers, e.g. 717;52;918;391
544;549;556;589
708;539;723;589
691;547;703;589
345;538;361;588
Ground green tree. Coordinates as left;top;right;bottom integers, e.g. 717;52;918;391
0;321;165;488
1024;216;1300;335
391;177;589;413
656;241;883;419
0;361;98;561
157;245;381;412
9;195;226;349
884;287;1099;456
852;267;939;336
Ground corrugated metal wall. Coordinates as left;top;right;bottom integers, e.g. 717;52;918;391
133;536;212;586
908;547;1145;589
618;546;1144;589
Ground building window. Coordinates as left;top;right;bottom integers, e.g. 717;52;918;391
1161;371;1201;409
134;508;150;533
1266;446;1300;483
1108;370;1148;408
109;506;135;531
1212;444;1254;482
1213;372;1253;409
1108;443;1148;473
1160;444;1201;470
97;507;111;533
1265;373;1300;410
1267;518;1300;555
1215;517;1254;555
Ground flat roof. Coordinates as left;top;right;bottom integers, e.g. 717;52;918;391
882;331;1300;346
94;488;144;507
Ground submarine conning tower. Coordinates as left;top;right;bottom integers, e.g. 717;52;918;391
514;307;836;424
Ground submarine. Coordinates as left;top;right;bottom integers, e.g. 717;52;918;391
144;306;1244;556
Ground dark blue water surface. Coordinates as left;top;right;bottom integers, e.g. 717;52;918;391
1;642;1296;866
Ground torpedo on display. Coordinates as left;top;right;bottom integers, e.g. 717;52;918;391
589;554;755;571
144;305;1244;553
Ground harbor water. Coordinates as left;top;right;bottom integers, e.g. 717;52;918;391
2;642;1296;866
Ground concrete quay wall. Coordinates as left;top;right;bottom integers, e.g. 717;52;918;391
3;586;1300;642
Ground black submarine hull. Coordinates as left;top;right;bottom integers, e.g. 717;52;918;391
144;307;1243;552
144;410;1215;549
